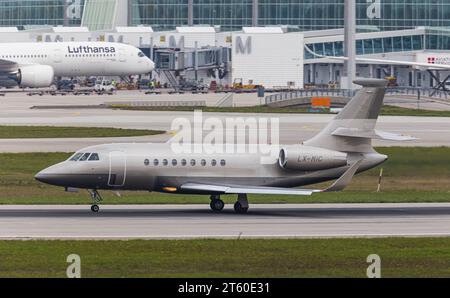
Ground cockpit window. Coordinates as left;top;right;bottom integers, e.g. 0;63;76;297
79;153;91;161
69;153;83;161
89;153;100;161
138;52;145;58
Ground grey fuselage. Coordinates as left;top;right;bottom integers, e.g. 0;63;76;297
35;142;387;195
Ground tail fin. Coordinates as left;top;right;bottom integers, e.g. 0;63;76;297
305;79;388;153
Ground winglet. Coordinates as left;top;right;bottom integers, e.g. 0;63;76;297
320;160;363;193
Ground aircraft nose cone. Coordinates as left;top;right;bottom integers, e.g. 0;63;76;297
147;59;155;72
35;170;55;185
35;165;68;186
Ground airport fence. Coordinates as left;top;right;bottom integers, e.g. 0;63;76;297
265;87;450;105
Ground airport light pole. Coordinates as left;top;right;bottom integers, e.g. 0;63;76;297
252;0;259;27
344;0;356;90
188;0;194;26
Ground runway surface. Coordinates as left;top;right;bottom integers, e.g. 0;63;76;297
1;203;450;240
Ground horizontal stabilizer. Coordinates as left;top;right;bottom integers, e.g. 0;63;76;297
332;127;417;141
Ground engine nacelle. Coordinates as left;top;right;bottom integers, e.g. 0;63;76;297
279;145;348;171
17;65;55;88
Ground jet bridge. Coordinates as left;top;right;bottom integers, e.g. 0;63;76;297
143;46;231;90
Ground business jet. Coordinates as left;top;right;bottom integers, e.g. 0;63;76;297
0;42;155;88
35;79;414;214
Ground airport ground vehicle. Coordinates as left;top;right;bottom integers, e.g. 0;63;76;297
85;78;97;87
232;78;260;90
138;79;151;90
57;80;75;91
94;80;116;93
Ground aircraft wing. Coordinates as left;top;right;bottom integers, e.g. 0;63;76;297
180;183;316;196
180;160;363;196
0;59;18;72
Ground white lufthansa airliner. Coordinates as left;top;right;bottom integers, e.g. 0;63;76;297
0;42;155;88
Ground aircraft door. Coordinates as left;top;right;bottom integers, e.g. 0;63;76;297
108;151;127;187
119;48;126;62
53;49;63;63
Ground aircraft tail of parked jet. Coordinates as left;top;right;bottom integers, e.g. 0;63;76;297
305;79;416;153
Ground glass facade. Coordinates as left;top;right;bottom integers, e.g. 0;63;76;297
356;0;450;31
258;0;344;31
129;0;450;32
427;28;450;51
82;0;117;31
0;1;449;35
0;0;84;28
131;0;189;30
258;0;450;31
306;35;425;59
193;0;253;31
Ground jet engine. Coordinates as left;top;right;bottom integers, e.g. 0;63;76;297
279;145;348;171
14;65;55;88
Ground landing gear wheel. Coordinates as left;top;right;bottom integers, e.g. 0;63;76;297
234;201;249;214
210;199;225;212
91;205;100;213
88;189;103;213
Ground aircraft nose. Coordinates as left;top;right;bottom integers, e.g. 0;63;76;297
35;169;57;185
147;59;155;72
35;164;68;186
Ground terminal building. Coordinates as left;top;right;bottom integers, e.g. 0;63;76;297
1;0;450;89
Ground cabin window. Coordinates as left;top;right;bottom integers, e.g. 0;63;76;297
220;160;226;167
153;159;159;166
211;159;217;166
89;153;100;161
190;159;196;166
201;159;207;167
181;159;187;166
163;159;168;166
144;159;150;166
172;159;177;166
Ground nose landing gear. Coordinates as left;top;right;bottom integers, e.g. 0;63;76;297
88;189;103;213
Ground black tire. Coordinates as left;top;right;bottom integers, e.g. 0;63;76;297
91;205;100;213
210;199;225;212
234;202;249;214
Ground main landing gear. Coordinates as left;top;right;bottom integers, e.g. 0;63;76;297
88;189;103;213
234;194;249;214
210;195;225;212
209;194;249;214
